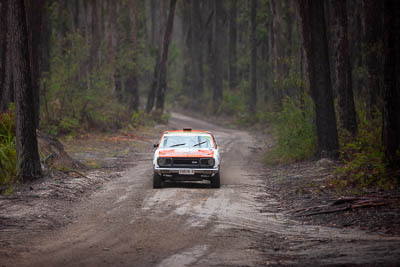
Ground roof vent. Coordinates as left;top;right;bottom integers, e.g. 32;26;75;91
183;128;192;131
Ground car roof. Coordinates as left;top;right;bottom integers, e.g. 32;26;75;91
162;130;213;135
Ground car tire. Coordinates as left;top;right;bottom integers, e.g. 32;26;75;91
153;172;163;188
211;172;220;188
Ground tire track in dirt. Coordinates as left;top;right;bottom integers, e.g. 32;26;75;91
2;112;400;266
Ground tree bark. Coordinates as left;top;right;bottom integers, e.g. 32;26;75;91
330;0;358;136
382;0;400;169
0;0;14;112
146;0;165;113
10;0;42;182
249;0;257;116
211;0;224;113
270;0;284;103
190;0;204;105
296;0;339;158
126;0;139;112
0;0;7;107
228;0;237;90
181;0;192;98
25;0;44;129
362;0;383;118
90;0;100;70
155;0;177;113
40;1;50;75
150;0;157;47
106;0;119;94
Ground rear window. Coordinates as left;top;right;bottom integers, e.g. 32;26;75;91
161;135;213;148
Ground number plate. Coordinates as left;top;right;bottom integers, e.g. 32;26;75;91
179;169;195;175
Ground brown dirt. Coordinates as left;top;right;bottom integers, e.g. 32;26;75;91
1;113;400;266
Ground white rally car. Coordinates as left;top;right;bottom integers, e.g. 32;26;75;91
153;128;220;188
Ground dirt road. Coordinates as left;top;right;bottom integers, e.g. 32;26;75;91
3;113;400;266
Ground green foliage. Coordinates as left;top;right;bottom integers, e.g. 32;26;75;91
41;31;130;135
265;95;316;164
221;89;246;117
130;109;154;128
0;105;17;188
336;108;396;189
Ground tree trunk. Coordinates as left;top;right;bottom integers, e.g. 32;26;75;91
0;0;7;107
270;0;284;103
228;0;237;90
0;0;13;112
40;1;50;75
150;0;157;47
56;0;66;57
90;0;100;70
249;0;257;116
362;0;383;118
296;0;339;159
181;0;192;98
330;0;358;136
348;1;364;96
211;0;224;113
10;0;42;182
382;0;400;169
146;0;165;113
155;0;177;113
126;0;139;112
25;0;44;129
106;0;119;94
190;0;204;105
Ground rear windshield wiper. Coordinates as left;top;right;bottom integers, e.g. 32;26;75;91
193;141;207;147
169;143;186;147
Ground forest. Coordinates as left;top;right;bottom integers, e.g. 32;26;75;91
0;0;399;190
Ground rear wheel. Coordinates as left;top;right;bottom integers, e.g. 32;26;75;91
211;172;220;188
153;172;163;188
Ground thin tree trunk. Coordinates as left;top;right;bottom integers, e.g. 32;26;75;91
146;0;165;113
249;0;257;116
1;0;13;112
229;0;237;90
56;0;65;57
106;0;118;92
349;1;364;96
362;0;383;118
155;0;178;113
26;0;44;129
382;0;400;169
211;0;224;113
126;0;139;112
296;0;339;159
150;0;157;47
40;1;50;75
270;0;284;103
330;0;358;136
191;0;204;105
181;0;192;98
0;0;7;107
90;0;100;70
10;0;42;182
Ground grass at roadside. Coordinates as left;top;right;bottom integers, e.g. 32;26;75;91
0;105;17;193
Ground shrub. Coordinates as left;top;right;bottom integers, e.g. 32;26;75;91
265;95;316;164
336;108;396;189
0;105;17;187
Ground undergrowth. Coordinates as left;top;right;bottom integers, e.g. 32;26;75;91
335;108;397;190
264;95;316;164
0;104;17;190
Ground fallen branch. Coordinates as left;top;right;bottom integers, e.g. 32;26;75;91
295;202;387;217
291;196;386;214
